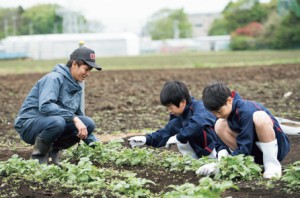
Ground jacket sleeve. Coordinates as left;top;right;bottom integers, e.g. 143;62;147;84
176;103;215;143
232;110;256;156
38;75;75;121
75;100;84;116
176;115;204;143
146;117;180;147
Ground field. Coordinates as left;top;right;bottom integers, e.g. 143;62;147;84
0;52;300;197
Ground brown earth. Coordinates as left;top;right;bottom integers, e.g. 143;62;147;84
0;64;299;197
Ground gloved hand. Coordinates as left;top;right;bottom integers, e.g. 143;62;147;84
217;149;229;161
165;135;181;149
195;162;218;176
128;136;146;148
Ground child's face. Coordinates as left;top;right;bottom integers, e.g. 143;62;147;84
167;100;186;117
212;97;233;119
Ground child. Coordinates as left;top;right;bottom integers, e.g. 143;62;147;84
196;82;290;178
128;80;219;159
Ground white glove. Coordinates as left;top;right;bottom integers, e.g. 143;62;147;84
165;135;181;149
128;136;146;148
195;162;218;176
217;149;229;161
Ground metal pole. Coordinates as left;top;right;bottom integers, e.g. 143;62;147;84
79;40;85;115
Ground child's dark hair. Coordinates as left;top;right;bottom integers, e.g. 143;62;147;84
160;80;191;107
66;59;85;68
202;82;231;111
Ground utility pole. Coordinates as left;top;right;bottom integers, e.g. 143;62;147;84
4;19;8;37
29;22;33;35
79;40;85;115
173;20;180;39
12;16;17;35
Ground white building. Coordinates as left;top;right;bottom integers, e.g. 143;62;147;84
188;13;221;37
140;35;231;54
1;32;140;60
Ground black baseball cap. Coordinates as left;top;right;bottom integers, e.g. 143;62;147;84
70;47;102;70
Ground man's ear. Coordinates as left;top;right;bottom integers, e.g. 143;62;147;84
71;60;78;68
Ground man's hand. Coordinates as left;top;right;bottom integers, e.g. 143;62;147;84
217;149;229;161
128;136;146;148
195;162;218;176
73;116;88;140
165;135;180;149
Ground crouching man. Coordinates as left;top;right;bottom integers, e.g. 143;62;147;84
14;47;101;164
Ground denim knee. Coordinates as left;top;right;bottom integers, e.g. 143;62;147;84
39;117;66;143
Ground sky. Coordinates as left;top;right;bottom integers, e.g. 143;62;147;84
0;0;270;34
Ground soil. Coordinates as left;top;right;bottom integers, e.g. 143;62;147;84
0;64;299;197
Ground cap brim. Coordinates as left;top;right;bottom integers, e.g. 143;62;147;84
85;60;102;71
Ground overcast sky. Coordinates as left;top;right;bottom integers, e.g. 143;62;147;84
0;0;270;33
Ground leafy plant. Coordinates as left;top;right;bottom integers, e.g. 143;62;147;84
0;154;39;176
157;151;214;172
215;154;262;181
163;177;238;198
109;172;155;197
281;161;300;192
0;155;156;197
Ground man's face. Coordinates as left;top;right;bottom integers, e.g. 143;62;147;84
70;62;93;82
212;97;233;119
166;100;186;117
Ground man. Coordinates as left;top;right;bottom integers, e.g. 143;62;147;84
14;47;101;164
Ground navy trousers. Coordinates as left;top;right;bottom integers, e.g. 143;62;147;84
15;115;96;146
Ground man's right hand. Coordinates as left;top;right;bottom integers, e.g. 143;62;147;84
73;116;88;140
128;136;146;148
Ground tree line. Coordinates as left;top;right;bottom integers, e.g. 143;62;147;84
0;0;299;50
145;0;300;50
208;0;300;49
0;4;102;39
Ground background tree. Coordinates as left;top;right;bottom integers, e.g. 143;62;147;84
209;0;269;36
224;0;268;32
269;11;300;48
0;6;24;39
0;4;103;39
21;4;62;35
145;8;192;40
208;18;229;35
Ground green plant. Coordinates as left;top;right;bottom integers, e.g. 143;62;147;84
109;172;155;197
163;177;238;198
215;154;262;181
281;161;300;192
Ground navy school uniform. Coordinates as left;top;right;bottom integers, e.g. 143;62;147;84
145;98;219;158
218;91;290;164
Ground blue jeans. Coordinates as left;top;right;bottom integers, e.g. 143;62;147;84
16;115;96;145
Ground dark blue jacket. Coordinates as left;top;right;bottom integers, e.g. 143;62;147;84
145;98;218;157
218;92;290;162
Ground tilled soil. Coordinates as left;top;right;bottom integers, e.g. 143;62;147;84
0;64;299;197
